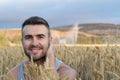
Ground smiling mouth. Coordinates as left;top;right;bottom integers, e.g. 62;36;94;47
30;48;42;54
30;46;43;50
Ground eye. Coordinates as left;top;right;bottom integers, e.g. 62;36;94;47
37;34;45;39
25;35;32;40
38;35;44;39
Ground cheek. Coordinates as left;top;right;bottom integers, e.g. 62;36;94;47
41;38;49;44
41;40;49;47
22;40;31;48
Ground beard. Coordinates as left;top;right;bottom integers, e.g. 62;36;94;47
23;42;50;62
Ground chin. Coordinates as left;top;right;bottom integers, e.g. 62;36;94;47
32;56;46;61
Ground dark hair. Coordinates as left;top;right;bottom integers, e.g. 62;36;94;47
22;16;50;37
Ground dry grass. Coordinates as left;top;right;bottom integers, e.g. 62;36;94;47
0;45;120;80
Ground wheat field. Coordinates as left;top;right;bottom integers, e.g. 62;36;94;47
0;44;120;80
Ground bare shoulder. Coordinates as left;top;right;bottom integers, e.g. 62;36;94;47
6;65;19;80
58;63;78;80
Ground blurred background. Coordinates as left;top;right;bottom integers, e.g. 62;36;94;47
0;0;120;46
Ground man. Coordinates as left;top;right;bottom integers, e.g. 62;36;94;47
7;16;77;80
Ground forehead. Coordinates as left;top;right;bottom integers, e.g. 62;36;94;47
22;24;48;35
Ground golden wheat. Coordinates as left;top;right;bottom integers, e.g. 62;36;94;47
0;45;120;80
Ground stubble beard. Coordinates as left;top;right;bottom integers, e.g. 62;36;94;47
23;42;50;63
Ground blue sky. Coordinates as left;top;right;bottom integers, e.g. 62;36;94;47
0;0;120;29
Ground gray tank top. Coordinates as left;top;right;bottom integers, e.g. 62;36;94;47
17;58;63;80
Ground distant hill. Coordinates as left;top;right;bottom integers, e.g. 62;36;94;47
52;23;120;37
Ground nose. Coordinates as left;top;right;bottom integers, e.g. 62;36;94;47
31;38;39;46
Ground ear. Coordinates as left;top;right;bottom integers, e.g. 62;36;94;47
49;36;53;43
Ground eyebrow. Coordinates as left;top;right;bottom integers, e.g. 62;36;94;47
24;34;45;37
36;34;45;37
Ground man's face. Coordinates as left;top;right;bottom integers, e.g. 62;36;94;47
22;24;51;61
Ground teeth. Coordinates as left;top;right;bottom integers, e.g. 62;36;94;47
31;48;40;50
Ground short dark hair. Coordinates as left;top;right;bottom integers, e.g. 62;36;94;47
22;16;50;37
